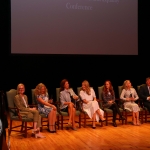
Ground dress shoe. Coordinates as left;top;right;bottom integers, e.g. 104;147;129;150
92;126;96;129
120;116;126;120
35;134;46;138
113;122;117;127
99;119;106;122
72;127;77;131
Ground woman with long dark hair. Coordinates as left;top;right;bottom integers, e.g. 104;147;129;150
102;80;125;127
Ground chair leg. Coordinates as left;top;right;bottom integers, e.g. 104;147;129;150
61;116;63;130
25;122;27;138
125;111;127;124
83;114;86;128
105;113;108;126
122;112;124;125
145;110;147;123
9;120;12;135
21;121;24;131
79;115;81;128
57;115;59;130
41;118;43;132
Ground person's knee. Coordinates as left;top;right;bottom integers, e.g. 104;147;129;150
68;103;73;107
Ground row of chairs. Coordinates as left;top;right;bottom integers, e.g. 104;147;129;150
6;84;150;138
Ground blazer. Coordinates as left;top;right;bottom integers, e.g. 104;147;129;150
139;84;150;102
14;94;31;116
60;88;78;109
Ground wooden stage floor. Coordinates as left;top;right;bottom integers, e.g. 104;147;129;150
5;116;150;150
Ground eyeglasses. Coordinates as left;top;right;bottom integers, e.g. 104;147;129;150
19;88;24;90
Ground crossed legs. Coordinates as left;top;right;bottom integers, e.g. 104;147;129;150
68;102;76;128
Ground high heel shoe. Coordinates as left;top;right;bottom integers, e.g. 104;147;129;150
32;129;39;134
35;133;46;138
67;122;72;127
48;125;56;133
113;122;117;127
120;116;126;120
99;119;106;122
136;120;141;126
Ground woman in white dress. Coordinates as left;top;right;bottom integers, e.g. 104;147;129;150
79;80;105;129
120;80;140;125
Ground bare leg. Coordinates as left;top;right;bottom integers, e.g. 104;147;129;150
132;112;136;125
92;113;96;127
72;107;76;128
96;109;105;121
48;111;54;131
136;111;140;125
68;103;73;124
52;109;57;131
33;122;37;130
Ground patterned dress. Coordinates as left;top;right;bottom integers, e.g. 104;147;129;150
37;94;53;117
120;88;140;112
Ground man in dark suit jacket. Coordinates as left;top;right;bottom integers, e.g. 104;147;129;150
139;77;150;112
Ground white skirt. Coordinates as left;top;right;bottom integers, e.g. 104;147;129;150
124;102;140;112
83;101;104;122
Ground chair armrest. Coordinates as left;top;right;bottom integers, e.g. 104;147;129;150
29;104;37;108
8;107;22;120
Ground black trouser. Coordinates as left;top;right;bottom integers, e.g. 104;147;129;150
109;103;122;122
143;101;150;112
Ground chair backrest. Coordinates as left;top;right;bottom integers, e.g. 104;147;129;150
6;89;17;118
118;86;123;97
98;86;104;100
31;89;37;104
137;84;145;93
56;88;60;103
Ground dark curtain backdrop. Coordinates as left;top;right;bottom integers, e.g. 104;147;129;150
1;0;149;105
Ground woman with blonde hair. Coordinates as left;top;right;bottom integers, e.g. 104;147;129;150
120;80;140;125
79;80;105;129
35;83;57;133
14;83;45;138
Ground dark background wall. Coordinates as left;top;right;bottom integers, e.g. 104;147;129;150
1;0;149;104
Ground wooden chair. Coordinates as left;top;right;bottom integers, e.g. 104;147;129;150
6;89;33;138
77;87;103;128
98;86;124;126
31;89;59;131
56;88;81;130
118;86;143;124
137;84;150;123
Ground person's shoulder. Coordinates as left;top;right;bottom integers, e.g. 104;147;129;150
24;95;28;98
122;88;126;92
79;90;84;94
60;90;65;94
90;88;95;92
15;94;19;99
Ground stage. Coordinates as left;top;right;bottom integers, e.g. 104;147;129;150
5;115;150;150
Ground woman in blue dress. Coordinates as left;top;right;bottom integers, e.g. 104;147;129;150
35;83;57;133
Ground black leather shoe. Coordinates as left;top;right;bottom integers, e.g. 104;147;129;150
48;129;55;133
120;116;126;120
113;122;117;127
92;126;96;129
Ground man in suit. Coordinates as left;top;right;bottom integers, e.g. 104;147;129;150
139;77;150;112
